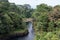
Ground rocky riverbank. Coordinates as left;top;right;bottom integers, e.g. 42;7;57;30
0;29;29;40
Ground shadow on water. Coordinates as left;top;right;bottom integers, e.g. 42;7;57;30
9;22;34;40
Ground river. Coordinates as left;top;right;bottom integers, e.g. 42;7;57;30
9;22;34;40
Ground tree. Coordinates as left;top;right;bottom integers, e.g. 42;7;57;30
17;4;33;18
0;1;27;34
32;4;52;31
36;3;52;12
0;2;10;13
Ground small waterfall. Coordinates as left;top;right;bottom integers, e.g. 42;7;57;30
8;22;34;40
18;22;34;40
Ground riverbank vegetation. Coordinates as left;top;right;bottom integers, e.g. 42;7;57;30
32;4;60;40
0;0;33;37
0;0;60;40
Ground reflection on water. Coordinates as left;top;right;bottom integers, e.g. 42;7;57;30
9;22;34;40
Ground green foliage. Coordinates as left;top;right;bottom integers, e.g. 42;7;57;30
33;4;60;40
48;21;55;31
35;31;60;40
0;2;9;13
17;4;33;18
0;1;27;34
0;13;14;34
32;4;50;31
37;3;52;12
